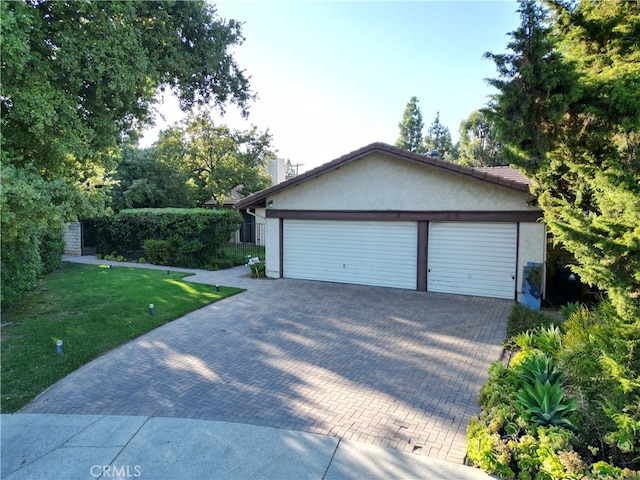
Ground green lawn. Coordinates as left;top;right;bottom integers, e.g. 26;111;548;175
0;263;243;413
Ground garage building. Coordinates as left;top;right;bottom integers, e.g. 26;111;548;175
235;143;545;302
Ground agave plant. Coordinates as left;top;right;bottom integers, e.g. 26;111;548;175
559;301;581;320
514;379;578;429
533;325;563;355
513;330;535;350
516;353;565;386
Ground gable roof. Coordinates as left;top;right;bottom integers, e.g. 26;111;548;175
235;142;533;209
474;166;532;186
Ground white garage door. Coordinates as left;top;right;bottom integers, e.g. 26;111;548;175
428;222;517;299
284;220;417;289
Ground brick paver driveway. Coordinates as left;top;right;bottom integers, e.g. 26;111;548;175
23;263;510;463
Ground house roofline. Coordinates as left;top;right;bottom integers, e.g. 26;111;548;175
234;142;533;210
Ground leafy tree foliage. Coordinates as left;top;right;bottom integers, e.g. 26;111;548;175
458;110;503;167
1;0;252;305
424;112;454;158
108;116;274;210
108;141;197;212
484;0;580;170
160;112;274;208
395;96;426;153
485;0;640;321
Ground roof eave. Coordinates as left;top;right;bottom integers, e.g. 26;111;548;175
234;142;533;209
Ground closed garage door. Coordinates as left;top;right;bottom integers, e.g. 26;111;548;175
284;220;417;289
428;222;517;299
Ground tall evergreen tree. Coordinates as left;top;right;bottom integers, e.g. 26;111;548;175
486;0;640;321
484;0;580;170
395;96;426;153
424;112;454;157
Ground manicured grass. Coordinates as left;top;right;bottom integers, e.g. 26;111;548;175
0;263;243;413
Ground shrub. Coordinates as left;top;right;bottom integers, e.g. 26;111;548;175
589;461;640;479
471;299;640;477
143;239;171;265
98;208;242;269
479;361;521;410
39;228;65;274
1;234;41;307
467;413;516;478
0;161;86;307
534;325;563;356
207;259;235;271
506;303;559;340
1;227;65;307
171;238;202;268
560;301;581;320
604;401;640;456
514;330;535;351
246;256;265;277
559;301;640;468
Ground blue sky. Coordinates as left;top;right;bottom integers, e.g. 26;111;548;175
141;1;521;172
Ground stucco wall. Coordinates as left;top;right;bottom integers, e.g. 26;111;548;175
269;153;537;212
265;217;280;278
517;222;547;302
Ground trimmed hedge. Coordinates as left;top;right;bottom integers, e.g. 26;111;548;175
97;208;242;269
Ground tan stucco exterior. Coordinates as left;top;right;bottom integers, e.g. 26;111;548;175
270;153;535;212
255;149;545;303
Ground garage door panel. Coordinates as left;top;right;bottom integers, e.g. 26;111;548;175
284;220;417;289
428;222;516;299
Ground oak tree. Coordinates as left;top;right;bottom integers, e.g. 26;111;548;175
1;0;253;304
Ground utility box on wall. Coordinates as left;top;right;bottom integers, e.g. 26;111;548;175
522;262;543;310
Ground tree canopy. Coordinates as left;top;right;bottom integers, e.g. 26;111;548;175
2;0;252;178
395;96;426;153
458;110;503;167
424;112;454;157
485;0;640;321
1;0;253;305
108;141;197;212
106;113;275;220
484;0;580;170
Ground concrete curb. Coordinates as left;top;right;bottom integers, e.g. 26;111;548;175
2;414;494;480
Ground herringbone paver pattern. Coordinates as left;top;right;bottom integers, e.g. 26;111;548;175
23;259;510;463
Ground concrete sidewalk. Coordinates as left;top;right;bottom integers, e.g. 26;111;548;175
1;414;493;479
